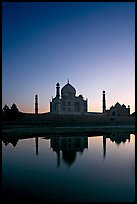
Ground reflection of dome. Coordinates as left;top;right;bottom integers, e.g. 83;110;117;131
62;150;76;166
61;82;76;97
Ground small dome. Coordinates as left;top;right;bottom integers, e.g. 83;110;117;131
56;82;60;87
61;82;76;97
115;102;121;107
78;94;83;99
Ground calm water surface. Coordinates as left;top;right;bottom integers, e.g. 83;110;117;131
2;133;135;202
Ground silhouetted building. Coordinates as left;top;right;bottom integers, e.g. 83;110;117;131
35;94;38;114
50;80;88;114
105;102;130;116
130;112;135;116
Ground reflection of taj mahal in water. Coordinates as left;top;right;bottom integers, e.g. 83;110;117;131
35;80;130;116
50;136;88;167
3;133;131;167
50;134;131;167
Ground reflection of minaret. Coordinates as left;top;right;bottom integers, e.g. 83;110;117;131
35;94;38;114
50;137;61;167
102;90;106;113
103;135;106;159
35;137;39;155
57;150;61;167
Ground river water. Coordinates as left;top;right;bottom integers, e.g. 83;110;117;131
2;133;135;202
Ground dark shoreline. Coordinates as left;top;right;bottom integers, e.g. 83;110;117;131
2;125;135;140
2;113;135;140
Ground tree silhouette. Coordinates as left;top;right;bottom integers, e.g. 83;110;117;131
10;103;19;114
2;104;10;120
9;103;19;120
3;104;10;113
2;103;19;120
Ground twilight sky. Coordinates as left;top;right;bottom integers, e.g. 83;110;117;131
2;2;135;114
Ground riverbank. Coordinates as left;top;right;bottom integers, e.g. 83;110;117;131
2;113;135;139
2;125;135;140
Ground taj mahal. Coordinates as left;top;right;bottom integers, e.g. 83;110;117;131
35;80;130;116
50;80;87;114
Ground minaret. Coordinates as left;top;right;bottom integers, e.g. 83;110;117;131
56;82;60;97
35;94;38;114
102;90;106;113
55;82;61;113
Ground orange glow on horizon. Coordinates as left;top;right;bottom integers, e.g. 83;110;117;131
19;105;135;114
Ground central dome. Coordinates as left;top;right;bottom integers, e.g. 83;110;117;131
61;82;76;97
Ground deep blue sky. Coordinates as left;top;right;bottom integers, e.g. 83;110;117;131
2;2;135;113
